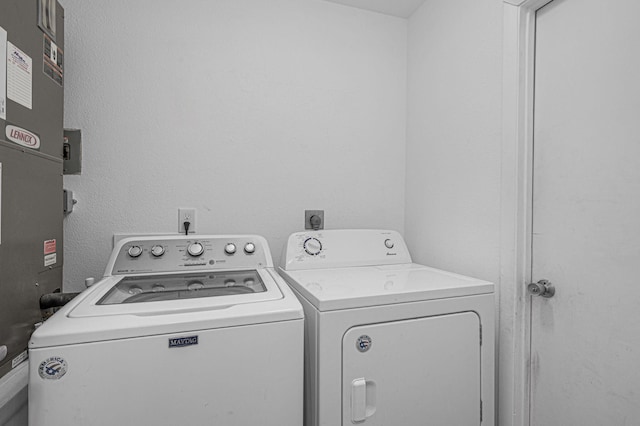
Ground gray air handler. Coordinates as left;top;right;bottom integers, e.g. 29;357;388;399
0;0;65;380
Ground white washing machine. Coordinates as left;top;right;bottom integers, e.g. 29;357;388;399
279;229;495;426
29;235;303;426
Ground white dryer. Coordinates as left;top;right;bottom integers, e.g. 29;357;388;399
279;229;495;426
29;235;303;426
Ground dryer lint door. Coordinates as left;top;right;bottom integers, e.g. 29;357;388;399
342;312;481;425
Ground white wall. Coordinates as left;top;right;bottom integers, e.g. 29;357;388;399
61;0;407;291
405;0;505;421
406;0;503;281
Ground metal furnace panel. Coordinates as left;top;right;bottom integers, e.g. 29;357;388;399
0;0;65;379
0;144;63;378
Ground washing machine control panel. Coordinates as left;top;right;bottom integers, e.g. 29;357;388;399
109;235;271;275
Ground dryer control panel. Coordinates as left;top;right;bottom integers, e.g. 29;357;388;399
281;229;412;271
106;235;272;276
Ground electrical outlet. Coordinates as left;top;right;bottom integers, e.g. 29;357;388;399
178;208;196;234
305;210;324;230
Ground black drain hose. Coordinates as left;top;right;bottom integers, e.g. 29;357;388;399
40;292;80;310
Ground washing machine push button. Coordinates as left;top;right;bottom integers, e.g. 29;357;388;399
244;242;256;254
225;243;237;255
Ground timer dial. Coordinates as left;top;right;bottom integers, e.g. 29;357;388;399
244;243;256;254
384;239;394;249
187;242;205;257
128;245;143;258
303;238;323;256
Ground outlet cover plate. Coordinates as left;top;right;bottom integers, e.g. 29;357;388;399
179;208;196;234
305;210;324;230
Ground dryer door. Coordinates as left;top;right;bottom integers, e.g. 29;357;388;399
342;312;481;425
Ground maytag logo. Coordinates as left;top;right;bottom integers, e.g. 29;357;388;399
6;125;40;149
169;335;198;348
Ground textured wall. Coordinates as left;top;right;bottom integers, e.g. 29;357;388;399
61;0;407;291
406;0;502;283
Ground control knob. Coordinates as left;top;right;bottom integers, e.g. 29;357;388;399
224;243;237;255
384;239;394;249
151;245;165;257
304;238;323;256
187;242;205;257
244;243;256;254
128;245;143;258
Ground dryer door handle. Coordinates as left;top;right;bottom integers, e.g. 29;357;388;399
351;378;377;423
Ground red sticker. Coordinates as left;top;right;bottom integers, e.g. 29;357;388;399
44;239;56;255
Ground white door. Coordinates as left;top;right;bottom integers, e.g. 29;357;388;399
342;312;481;425
531;0;640;424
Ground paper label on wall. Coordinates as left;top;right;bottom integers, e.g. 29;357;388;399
44;253;57;267
7;42;33;110
0;26;7;120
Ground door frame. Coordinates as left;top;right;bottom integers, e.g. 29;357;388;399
500;0;554;425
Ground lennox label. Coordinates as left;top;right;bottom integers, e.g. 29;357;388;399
5;125;40;149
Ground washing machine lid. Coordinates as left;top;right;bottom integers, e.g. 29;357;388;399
97;270;266;305
30;268;303;348
279;263;493;311
69;269;281;318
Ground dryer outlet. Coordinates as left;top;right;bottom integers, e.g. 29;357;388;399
305;210;324;230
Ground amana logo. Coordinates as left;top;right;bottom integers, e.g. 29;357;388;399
5;125;40;149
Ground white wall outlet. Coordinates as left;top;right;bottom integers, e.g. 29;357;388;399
178;208;196;234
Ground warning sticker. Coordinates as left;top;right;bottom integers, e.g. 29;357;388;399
7;41;32;110
11;350;28;368
44;253;57;267
43;34;63;86
44;239;56;254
